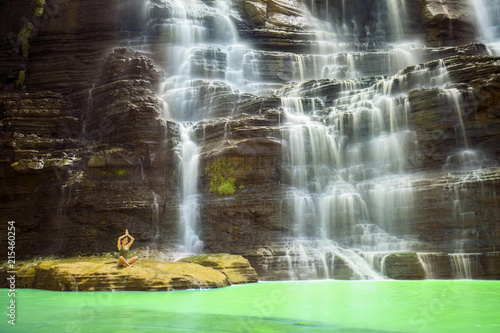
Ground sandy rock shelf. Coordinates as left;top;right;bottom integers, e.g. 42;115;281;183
0;254;258;291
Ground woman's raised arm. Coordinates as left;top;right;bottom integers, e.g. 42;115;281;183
125;229;134;248
117;233;127;250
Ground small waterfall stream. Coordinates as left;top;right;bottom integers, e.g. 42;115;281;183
470;0;500;54
177;124;203;253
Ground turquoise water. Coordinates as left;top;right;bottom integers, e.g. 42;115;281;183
1;280;500;332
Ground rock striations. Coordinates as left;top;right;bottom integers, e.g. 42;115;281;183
1;0;500;280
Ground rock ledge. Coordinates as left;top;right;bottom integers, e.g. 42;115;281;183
178;253;259;284
0;254;258;291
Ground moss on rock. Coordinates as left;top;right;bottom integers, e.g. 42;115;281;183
205;158;242;196
384;252;425;280
0;259;233;291
178;253;259;284
0;254;259;291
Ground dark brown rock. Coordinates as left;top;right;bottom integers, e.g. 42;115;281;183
331;256;355;280
480;252;500;280
409;169;500;254
418;253;452;279
1;0;500;282
408;56;500;171
384;252;426;280
419;0;478;46
196;113;286;255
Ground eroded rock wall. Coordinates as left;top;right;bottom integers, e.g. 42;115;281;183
0;0;499;282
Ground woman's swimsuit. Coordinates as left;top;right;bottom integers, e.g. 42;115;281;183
119;246;130;259
118;246;130;265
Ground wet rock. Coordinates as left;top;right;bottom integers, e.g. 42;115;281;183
87;148;140;168
417;253;452;279
421;43;490;62
408;56;500;171
178;253;259;284
190;48;227;79
408;169;500;254
480;252;500;280
237;0;312;31
419;0;478;46
0;45;174;258
384;252;426;280
196;113;286;255
331;256;355;280
245;248;287;281
232;0;317;52
85;48;165;146
0;92;79;138
449;253;482;278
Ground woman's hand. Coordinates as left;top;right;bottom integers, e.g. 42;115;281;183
126;229;134;248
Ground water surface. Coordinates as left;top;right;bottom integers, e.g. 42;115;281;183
2;280;499;332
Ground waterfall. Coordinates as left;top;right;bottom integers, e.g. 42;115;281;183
470;0;500;43
450;253;481;279
151;192;161;243
123;0;496;278
280;73;421;278
440;88;472;150
177;124;203;253
150;0;244;253
470;0;500;54
385;0;409;41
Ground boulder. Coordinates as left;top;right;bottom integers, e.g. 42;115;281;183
384;252;426;280
178;253;259;284
331;256;355;280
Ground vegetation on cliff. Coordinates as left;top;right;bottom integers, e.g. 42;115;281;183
18;23;33;58
31;0;45;18
205;158;241;196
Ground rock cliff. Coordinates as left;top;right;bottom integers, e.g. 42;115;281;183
1;0;500;280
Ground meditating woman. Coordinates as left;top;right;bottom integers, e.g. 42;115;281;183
117;229;138;267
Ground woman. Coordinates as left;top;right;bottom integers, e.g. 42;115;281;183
117;229;138;267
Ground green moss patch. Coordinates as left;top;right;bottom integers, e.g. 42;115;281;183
101;167;130;177
18;24;33;58
31;0;46;18
15;70;26;90
205;157;242;196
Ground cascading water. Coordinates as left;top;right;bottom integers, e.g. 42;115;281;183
450;253;481;279
143;0;243;254
176;124;203;253
470;0;500;54
384;0;410;41
125;0;497;278
280;71;423;278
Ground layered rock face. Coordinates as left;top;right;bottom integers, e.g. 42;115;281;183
1;0;500;281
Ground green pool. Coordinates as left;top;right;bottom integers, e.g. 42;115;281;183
2;280;499;332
